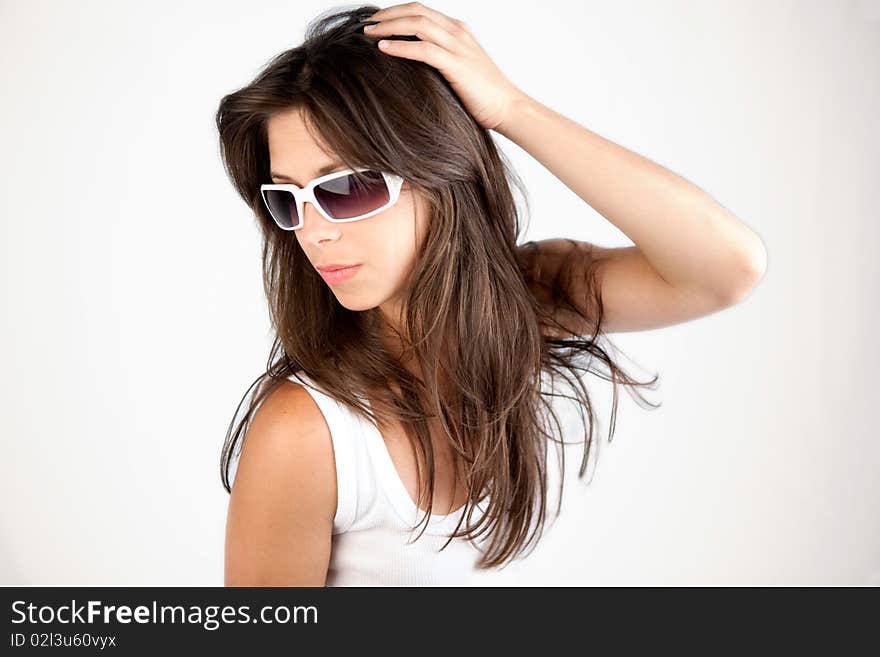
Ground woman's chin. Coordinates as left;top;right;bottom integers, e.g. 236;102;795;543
331;293;382;312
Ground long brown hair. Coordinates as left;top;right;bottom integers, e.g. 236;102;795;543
216;4;659;570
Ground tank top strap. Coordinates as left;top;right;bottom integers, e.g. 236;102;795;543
288;371;360;534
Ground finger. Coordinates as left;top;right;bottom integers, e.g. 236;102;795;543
364;15;465;55
367;2;461;34
376;37;456;73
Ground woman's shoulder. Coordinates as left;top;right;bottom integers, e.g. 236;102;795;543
251;376;337;457
225;376;338;585
256;376;328;426
233;376;338;517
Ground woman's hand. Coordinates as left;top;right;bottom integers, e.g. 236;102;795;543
362;2;526;132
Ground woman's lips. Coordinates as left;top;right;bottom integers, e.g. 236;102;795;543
317;264;362;284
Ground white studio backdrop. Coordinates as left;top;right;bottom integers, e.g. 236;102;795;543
1;0;878;585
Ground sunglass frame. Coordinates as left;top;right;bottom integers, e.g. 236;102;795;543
260;167;404;231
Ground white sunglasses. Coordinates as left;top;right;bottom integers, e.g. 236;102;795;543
260;167;404;231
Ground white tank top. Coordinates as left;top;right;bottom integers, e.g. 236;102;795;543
288;370;491;586
230;369;563;586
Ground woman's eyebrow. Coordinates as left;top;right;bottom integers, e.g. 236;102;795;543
270;160;345;184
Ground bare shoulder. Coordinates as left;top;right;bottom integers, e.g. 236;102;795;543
225;379;337;586
239;380;336;488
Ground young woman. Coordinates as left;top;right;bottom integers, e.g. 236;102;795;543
217;3;767;586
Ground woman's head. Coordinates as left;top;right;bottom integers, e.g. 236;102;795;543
265;106;430;323
217;5;659;570
215;4;518;339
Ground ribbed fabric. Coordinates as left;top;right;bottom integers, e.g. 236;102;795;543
288;371;489;586
229;369;565;586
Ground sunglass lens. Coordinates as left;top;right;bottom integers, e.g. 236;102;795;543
314;170;389;219
262;189;300;229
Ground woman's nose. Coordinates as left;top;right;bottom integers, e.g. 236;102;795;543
300;201;341;240
300;201;323;228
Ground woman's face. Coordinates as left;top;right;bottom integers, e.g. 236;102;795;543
266;107;429;324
